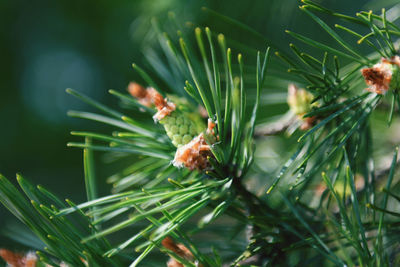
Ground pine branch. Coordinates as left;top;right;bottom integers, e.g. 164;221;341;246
1;1;400;266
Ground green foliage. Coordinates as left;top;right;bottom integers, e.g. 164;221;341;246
1;1;400;266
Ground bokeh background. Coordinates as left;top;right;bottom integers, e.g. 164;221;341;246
0;0;395;255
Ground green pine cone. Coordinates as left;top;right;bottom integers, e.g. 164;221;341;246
159;111;200;147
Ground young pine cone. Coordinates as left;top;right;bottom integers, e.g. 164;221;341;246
128;82;217;170
159;112;200;147
128;82;201;147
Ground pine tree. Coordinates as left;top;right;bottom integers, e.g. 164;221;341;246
1;1;400;266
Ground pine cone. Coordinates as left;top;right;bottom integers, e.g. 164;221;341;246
159;112;199;147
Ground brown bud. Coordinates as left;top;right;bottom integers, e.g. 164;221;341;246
127;82;176;119
0;249;37;267
173;134;215;171
162;237;204;267
300;116;317;131
361;56;400;95
128;82;147;98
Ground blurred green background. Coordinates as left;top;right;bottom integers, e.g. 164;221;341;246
0;0;389;252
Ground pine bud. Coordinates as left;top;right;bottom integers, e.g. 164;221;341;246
159;112;199;147
287;84;317;130
128;82;204;147
127;82;153;107
361;56;400;95
287;84;314;116
127;82;176;119
128;82;217;168
0;249;37;267
173;119;216;170
162;237;204;267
